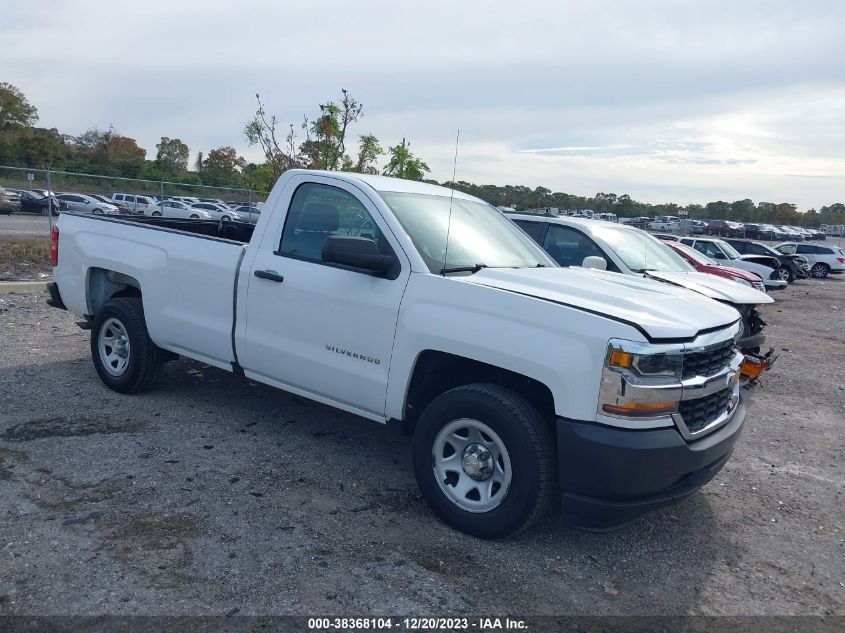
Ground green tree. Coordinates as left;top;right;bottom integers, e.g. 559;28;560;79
354;133;383;174
731;198;756;221
155;137;190;175
202;146;245;186
300;89;363;170
245;94;301;179
383;138;430;181
0;82;38;128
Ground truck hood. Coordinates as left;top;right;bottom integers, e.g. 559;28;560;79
465;267;740;341
643;270;773;306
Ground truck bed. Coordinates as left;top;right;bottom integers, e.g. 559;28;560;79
111;215;257;243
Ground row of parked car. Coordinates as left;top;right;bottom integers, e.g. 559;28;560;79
640;215;827;241
506;210;843;381
0;187;263;224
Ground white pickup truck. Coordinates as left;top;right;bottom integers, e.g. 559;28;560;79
48;170;747;538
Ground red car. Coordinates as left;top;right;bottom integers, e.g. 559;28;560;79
667;241;767;293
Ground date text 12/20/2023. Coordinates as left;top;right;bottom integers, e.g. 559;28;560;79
307;617;528;630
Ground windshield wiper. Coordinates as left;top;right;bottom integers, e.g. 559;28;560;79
440;264;488;275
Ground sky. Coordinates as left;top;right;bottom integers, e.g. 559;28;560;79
2;0;843;208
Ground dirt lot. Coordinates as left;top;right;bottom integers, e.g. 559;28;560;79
0;279;842;617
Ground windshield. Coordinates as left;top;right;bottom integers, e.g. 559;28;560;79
674;242;717;265
380;192;554;272
590;225;694;273
715;240;741;258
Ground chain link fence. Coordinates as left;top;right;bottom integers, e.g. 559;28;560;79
0;166;267;281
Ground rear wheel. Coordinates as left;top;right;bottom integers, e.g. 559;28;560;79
91;297;162;394
777;266;793;282
810;263;829;278
189;214;199;219
412;384;555;538
151;211;162;217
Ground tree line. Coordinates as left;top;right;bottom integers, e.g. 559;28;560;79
0;82;842;226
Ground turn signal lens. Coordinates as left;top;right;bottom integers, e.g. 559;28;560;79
602;401;678;417
608;350;631;368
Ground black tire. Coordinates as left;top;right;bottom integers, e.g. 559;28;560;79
810;263;829;278
189;214;199;219
777;266;794;283
90;297;162;394
151;211;162;217
221;215;231;222
412;384;556;539
92;208;103;215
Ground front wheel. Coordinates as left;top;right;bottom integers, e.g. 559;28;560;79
777;266;793;282
221;215;231;222
151;211;162;217
810;263;829;278
412;384;556;538
189;214;199;219
91;297;162;394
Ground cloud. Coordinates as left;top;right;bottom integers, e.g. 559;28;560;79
1;0;843;207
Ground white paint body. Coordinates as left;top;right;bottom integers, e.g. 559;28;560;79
53;171;740;425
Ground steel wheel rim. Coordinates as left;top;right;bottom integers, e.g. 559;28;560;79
432;418;512;513
98;317;130;376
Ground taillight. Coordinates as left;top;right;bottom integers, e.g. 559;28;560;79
50;225;59;266
837;258;845;264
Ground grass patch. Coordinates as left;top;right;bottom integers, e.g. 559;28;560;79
0;236;51;280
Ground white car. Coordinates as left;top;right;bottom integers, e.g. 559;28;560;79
152;200;213;220
775;242;845;278
172;196;201;205
55;193;120;215
110;193;158;215
506;213;773;352
49;169;748;537
679;238;787;291
232;205;262;224
190;202;241;222
648;215;681;231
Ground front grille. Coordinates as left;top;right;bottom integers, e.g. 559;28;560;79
679;388;733;433
682;341;735;379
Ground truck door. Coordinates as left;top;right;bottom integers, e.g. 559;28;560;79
239;177;410;419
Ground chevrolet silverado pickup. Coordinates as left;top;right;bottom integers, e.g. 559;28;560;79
48;170;747;537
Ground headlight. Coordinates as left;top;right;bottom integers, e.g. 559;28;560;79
607;349;683;379
730;276;752;287
599;344;683;421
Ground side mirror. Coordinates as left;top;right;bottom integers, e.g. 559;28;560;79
582;255;608;270
322;235;394;275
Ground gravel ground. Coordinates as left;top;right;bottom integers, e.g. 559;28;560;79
0;279;842;617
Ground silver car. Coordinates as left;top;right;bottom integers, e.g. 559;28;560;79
56;193;120;215
190;202;241;222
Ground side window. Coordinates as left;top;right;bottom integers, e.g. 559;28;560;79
125;195;135;204
801;245;828;255
278;182;392;265
795;245;810;254
778;244;796;254
542;225;604;267
513;220;545;244
694;241;719;258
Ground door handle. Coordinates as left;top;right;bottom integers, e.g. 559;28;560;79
254;269;284;283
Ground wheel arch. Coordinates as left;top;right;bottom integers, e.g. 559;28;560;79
86;267;142;315
399;350;556;436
